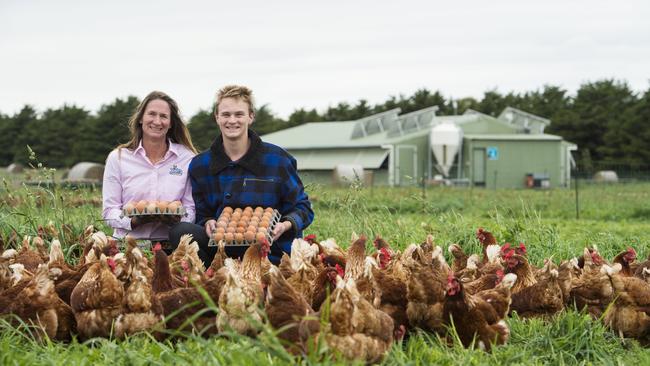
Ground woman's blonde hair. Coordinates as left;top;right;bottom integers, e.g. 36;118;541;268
118;91;197;153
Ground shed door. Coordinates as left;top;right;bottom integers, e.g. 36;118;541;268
472;148;486;186
396;145;417;186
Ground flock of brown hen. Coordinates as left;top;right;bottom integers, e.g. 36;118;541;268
1;224;649;363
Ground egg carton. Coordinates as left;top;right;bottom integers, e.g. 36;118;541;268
120;206;187;218
207;209;281;247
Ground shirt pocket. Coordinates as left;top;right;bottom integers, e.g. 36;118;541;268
230;177;282;207
242;177;279;188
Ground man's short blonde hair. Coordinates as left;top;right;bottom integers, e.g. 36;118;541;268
215;85;255;114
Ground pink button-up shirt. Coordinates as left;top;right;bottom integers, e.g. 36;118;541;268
102;140;196;240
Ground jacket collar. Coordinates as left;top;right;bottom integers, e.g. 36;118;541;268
209;129;264;175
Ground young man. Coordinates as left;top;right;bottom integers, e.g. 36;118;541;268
170;85;314;265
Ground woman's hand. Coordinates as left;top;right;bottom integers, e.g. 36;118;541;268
131;215;181;229
130;215;158;229
160;215;181;226
272;221;292;241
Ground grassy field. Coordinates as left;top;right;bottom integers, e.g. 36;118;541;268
1;178;650;365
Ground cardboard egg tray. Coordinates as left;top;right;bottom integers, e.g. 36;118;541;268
208;208;281;247
120;206;187;218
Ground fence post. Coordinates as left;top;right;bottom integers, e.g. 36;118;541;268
574;167;580;220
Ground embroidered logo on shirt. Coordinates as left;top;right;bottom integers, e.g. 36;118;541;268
169;165;183;176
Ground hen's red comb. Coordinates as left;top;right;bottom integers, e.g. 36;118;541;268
153;243;162;252
334;264;345;277
501;243;511;253
447;271;455;281
304;234;316;243
107;257;116;272
504;249;515;259
518;243;527;254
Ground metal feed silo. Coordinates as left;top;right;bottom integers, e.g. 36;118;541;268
430;123;463;177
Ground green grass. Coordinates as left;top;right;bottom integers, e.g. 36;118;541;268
2;182;650;365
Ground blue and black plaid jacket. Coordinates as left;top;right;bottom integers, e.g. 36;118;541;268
188;130;314;262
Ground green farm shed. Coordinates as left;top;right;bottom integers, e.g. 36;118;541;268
262;107;576;189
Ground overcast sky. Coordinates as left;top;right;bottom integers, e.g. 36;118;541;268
1;0;649;120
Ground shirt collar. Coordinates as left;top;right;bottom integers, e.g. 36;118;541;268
209;129;263;175
167;140;179;157
133;139;178;158
133;140;145;156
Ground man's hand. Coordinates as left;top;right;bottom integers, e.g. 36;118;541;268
272;221;292;241
205;219;217;238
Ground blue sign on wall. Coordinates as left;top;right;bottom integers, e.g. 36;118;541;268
487;146;499;160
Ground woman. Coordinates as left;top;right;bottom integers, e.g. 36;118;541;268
102;91;197;243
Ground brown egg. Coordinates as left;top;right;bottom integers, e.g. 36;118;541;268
213;232;224;243
244;230;255;243
216;227;225;234
243;206;253;213
219;211;231;220
236;226;246;234
223;207;233;214
168;201;180;214
157;200;169;213
234;207;243;214
264;207;274;214
146;202;158;214
255;232;267;243
234;232;244;243
246;225;257;233
227;221;238;228
216;220;228;229
135;200;147;214
226;227;236;234
262;212;273;219
254;206;264;213
123;202;135;215
257;227;267;234
224;232;234;243
259;220;270;229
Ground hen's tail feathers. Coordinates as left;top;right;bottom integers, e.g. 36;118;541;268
500;273;517;289
486;245;501;263
494;319;510;344
600;263;622;276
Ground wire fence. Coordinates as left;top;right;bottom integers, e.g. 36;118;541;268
573;161;650;183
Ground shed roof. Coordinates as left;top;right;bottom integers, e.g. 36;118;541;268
464;134;563;141
262;106;560;149
263;121;358;149
291;148;389;170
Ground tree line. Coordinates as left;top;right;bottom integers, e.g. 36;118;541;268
0;79;648;170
